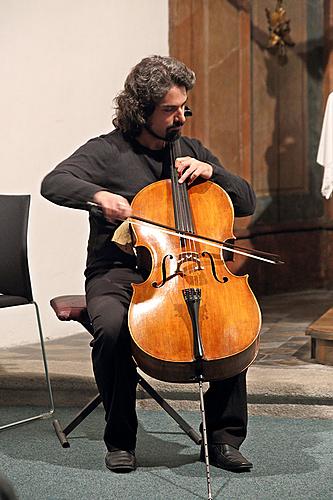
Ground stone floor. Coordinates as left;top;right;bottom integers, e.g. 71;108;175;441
255;290;333;367
1;289;333;418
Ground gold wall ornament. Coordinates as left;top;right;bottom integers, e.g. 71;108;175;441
265;0;295;59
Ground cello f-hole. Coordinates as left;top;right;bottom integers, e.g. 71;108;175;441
202;251;229;284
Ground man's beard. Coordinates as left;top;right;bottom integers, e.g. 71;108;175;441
144;124;183;142
165;128;182;142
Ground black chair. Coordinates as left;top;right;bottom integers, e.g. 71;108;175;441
50;294;201;448
0;194;54;430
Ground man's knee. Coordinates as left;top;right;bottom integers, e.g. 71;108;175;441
88;297;128;350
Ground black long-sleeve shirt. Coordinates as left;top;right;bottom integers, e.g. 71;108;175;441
41;129;256;279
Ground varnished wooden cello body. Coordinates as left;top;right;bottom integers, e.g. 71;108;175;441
128;140;262;385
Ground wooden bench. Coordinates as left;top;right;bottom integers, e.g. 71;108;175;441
306;307;333;366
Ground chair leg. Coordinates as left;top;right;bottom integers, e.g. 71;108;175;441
53;394;102;448
138;376;202;445
0;302;55;431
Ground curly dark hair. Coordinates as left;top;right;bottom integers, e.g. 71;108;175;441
112;55;196;138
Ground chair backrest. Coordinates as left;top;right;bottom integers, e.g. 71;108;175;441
0;194;33;301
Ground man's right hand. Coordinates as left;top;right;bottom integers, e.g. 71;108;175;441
93;191;132;222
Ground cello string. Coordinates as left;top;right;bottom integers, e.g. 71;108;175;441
181;178;200;284
174;140;200;280
173;140;200;291
185;181;201;288
169;141;187;291
172;140;200;287
178;174;198;282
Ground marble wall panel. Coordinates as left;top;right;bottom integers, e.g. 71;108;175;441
252;0;308;197
170;0;251;180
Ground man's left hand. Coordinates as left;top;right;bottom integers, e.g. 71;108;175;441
175;156;213;185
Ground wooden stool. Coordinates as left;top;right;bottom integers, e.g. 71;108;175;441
306;307;333;366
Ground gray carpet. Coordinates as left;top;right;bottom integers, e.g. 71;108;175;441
0;407;332;499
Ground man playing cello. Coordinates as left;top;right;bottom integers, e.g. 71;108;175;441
41;55;255;473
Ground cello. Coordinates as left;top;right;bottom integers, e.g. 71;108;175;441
127;139;262;499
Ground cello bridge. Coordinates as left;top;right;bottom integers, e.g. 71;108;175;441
176;252;204;275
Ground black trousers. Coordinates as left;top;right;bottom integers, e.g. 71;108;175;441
86;267;248;452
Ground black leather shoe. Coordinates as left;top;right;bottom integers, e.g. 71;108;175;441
200;444;253;472
105;448;136;473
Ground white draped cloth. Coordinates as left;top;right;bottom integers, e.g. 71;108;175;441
317;92;333;199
